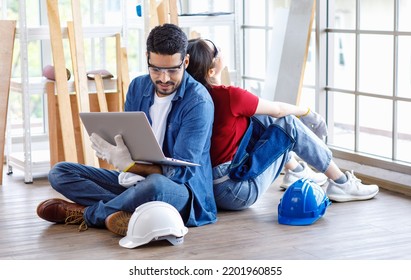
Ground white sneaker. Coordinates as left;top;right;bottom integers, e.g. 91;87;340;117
326;171;379;202
280;161;328;189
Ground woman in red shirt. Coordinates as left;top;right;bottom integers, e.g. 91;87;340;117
186;38;379;210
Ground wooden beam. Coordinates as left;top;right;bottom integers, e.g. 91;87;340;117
150;0;159;28
94;74;108;112
67;22;80;103
46;81;89;166
0;20;16;185
70;0;91;113
169;0;179;25
157;0;179;25
46;82;61;167
46;0;78;162
115;34;123;111
296;0;316;105
120;47;130;107
157;0;168;25
70;0;97;166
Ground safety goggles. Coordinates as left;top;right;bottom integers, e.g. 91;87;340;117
147;58;184;76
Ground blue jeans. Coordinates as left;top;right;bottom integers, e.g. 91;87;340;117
212;115;332;210
48;162;191;228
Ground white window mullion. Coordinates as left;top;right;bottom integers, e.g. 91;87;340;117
392;0;399;161
354;0;360;152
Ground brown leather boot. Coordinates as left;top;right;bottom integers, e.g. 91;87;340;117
37;198;86;226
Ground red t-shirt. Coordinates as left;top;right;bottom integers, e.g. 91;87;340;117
210;85;259;166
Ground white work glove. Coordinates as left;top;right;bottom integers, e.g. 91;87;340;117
299;109;328;141
118;172;145;188
89;133;134;171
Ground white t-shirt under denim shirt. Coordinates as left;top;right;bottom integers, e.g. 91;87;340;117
149;91;176;148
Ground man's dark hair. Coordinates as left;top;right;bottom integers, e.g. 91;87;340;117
146;23;188;59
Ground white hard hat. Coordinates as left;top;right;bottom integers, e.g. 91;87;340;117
119;201;188;249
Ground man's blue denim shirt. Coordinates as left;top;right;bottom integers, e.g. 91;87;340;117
124;72;217;227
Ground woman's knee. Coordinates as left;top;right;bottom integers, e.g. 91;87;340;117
216;198;254;211
214;183;257;211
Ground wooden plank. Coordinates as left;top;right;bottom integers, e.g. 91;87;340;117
262;0;315;105
0;20;16;185
70;0;96;166
157;0;178;25
120;47;130;107
157;0;167;25
67;21;89;165
45;82;62;167
149;0;159;28
295;0;316;105
94;74;108;112
89;92;120;113
46;0;78;162
70;0;91;112
67;22;80;104
169;0;179;25
46;82;85;165
115;33;129;112
115;34;123;111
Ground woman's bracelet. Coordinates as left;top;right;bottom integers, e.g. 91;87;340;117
298;108;310;118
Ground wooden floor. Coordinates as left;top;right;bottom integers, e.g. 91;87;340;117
1;168;411;260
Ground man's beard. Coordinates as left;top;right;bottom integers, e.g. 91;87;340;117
154;80;177;96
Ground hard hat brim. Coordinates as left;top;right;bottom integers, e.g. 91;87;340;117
119;230;188;249
119;236;144;249
278;214;322;226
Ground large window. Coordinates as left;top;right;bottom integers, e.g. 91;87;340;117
241;0;317;110
327;0;411;171
241;0;411;177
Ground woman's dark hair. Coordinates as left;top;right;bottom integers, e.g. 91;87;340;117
146;23;188;59
186;38;215;92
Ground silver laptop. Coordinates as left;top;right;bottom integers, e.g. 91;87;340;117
79;111;199;167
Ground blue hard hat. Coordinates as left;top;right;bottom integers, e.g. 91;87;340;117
278;178;331;226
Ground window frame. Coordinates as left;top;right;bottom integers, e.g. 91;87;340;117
240;0;411;177
324;0;411;174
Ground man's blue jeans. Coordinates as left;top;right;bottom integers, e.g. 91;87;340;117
212;115;332;210
48;163;191;228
